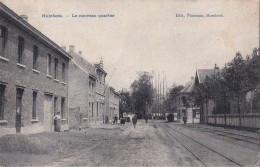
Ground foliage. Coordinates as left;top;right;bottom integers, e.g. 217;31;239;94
164;85;184;113
119;90;133;118
130;71;154;118
192;48;259;114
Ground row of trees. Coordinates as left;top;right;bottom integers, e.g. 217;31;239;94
191;48;259;115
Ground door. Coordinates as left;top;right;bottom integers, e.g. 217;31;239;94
44;94;52;131
16;88;24;133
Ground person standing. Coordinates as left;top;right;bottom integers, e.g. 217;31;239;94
132;115;137;128
54;112;61;132
183;115;187;125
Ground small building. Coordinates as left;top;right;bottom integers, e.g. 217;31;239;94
177;77;200;123
0;2;71;134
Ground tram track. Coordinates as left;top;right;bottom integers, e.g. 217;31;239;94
178;124;259;146
160;123;244;167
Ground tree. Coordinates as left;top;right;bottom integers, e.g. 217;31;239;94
130;71;153;118
119;90;133;118
164;85;184;113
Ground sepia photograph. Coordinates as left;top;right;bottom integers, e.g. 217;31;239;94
0;0;259;166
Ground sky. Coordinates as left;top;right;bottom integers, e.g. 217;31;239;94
2;0;259;91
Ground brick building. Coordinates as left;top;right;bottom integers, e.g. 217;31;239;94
68;46;108;128
0;2;71;134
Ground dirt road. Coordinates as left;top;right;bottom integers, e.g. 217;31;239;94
48;120;203;166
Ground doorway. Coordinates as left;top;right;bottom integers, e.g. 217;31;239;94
44;94;52;131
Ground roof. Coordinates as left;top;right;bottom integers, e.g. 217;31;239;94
0;2;72;60
195;69;214;83
69;51;96;77
180;78;195;93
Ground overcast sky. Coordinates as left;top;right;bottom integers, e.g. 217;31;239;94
2;0;259;91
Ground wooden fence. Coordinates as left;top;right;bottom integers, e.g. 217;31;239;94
207;113;260;129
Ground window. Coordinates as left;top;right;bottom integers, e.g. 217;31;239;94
0;26;7;57
92;102;94;118
96;102;98;118
18;36;24;63
33;46;38;70
54;96;57;116
62;63;65;82
54;58;58;79
47;54;52;75
61;98;65;119
89;81;91;89
32;91;37;119
0;85;5;120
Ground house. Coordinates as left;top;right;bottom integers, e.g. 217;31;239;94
0;2;71;134
68;46;91;129
194;68;216;123
104;86;120;123
68;45;108;128
177;77;200;123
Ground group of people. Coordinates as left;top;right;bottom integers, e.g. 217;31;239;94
112;114;138;128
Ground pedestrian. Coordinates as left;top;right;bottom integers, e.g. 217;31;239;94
145;115;148;123
114;114;118;125
183;115;187;125
132;115;137;128
54;112;61;132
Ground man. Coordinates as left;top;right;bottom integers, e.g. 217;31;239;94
132;115;137;128
54;112;61;132
183;115;187;125
114;114;118;125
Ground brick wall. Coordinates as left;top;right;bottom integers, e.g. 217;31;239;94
0;15;69;132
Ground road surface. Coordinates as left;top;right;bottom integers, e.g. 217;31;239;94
48;120;259;166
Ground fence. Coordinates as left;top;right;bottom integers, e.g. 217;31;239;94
207;113;260;129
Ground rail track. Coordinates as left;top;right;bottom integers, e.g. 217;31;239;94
179;124;259;146
160;123;244;167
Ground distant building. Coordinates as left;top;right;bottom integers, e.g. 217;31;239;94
104;86;120;123
194;68;215;123
177;77;200;123
0;2;71;133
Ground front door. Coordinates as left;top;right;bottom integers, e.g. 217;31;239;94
16;88;24;133
44;94;52;131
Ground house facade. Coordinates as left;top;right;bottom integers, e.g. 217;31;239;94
0;2;71;134
177;77;200;123
104;86;120;123
68;46;108;128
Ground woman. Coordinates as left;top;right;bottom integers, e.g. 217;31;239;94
54;112;61;132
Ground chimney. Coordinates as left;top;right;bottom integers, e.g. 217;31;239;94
79;51;82;56
20;15;28;22
69;45;75;52
214;64;219;76
61;45;66;51
100;57;103;68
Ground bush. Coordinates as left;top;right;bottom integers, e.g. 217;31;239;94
167;114;174;122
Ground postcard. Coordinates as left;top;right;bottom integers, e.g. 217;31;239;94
0;0;259;166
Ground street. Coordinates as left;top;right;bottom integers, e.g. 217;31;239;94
45;120;259;166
